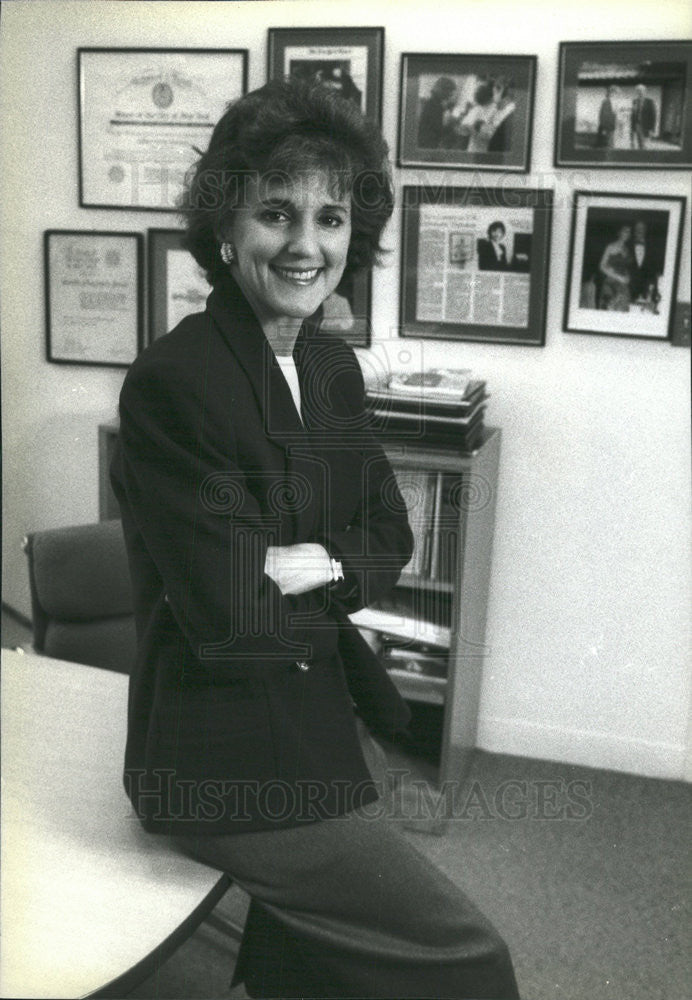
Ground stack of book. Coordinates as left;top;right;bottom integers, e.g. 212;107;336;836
365;368;488;451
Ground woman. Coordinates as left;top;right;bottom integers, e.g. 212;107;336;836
598;224;633;311
111;79;520;1000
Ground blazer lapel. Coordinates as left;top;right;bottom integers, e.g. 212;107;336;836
205;273;322;543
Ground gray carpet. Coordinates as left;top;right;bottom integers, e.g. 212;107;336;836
3;611;690;999
126;750;691;1000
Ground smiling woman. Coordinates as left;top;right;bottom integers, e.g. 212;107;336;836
109;78;519;999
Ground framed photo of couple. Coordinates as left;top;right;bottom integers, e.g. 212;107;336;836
556;40;692;169
564;192;686;341
398;53;537;171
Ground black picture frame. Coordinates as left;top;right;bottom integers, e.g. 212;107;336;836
400;186;552;346
555;40;692;169
148;228;210;344
398;52;536;172
78;47;248;210
267;27;384;122
563;191;686;341
148;230;372;349
45;230;143;366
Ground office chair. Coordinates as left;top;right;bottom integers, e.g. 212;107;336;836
22;520;136;673
22;519;246;967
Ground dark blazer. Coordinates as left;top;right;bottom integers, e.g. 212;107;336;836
631;96;656;134
111;272;414;833
477;238;509;271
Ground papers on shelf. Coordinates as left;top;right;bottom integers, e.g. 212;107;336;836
387;368;474;400
348;607;450;649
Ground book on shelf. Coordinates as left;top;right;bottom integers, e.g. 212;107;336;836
366;379;488;418
390;467;436;577
432;474;460;583
382;644;448;679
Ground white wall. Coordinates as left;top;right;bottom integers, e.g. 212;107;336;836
2;0;690;779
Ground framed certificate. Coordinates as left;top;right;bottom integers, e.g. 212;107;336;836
45;230;143;366
267;27;384;122
78;48;248;210
400;186;553;346
148;229;211;343
564;191;686;340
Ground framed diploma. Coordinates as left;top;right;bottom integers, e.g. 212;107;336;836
78;48;248;210
44;230;143;366
267;27;384;122
148;229;211;343
564;191;686;340
400;186;553;346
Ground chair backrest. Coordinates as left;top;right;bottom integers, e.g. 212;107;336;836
23;521;136;674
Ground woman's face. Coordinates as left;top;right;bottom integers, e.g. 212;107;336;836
223;171;352;325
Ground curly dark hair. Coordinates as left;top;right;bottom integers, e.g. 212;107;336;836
179;78;394;284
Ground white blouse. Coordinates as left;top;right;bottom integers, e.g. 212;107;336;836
275;353;304;424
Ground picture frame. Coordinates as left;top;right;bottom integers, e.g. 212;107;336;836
45;230;143;366
148;230;372;348
564;191;686;341
555;40;692;169
400;186;553;346
78;47;248;210
148;229;210;343
267;27;384;122
398;52;536;171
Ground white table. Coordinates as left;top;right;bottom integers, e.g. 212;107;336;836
1;649;231;999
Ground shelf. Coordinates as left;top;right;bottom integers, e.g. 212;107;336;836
396;575;454;594
386;668;446;706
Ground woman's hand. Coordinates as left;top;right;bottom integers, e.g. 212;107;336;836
264;543;333;596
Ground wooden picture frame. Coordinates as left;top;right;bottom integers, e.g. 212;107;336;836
400;186;552;346
45;230;143;366
555;40;692;169
78;47;248;210
398;52;536;172
267;27;384;122
564;191;686;340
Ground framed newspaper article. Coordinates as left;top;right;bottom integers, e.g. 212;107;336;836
45;230;143;366
555;41;692;169
78;48;248;210
267;27;384;122
400;186;553;346
398;52;536;171
564;192;686;340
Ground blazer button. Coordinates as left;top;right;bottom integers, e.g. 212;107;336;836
295;660;311;672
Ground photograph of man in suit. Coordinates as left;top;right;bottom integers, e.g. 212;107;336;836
629;219;661;311
631;84;657;148
477;221;509;270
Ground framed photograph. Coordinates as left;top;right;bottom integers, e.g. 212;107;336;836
148;230;372;348
148;229;210;343
556;40;692;169
267;27;384;121
45;230;143;366
400;186;553;346
564;192;686;340
78;47;248;210
398;53;536;171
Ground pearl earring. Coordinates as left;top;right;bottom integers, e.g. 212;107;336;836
220;242;235;266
